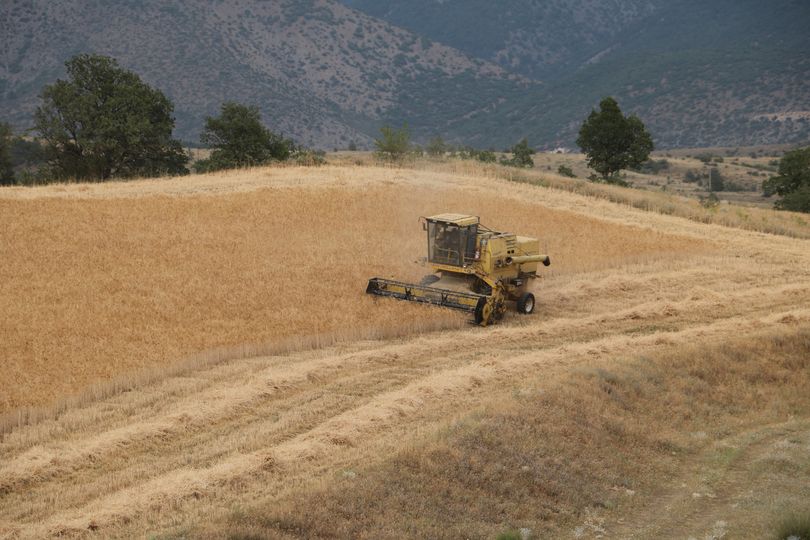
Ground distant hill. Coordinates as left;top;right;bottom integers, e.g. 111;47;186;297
346;0;810;148
1;0;525;148
2;0;809;149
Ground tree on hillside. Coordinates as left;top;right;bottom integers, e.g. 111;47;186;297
426;135;448;157
511;138;535;168
763;147;810;213
34;54;189;181
0;122;14;185
197;102;291;172
374;124;410;161
499;138;534;168
576;97;653;184
709;167;724;192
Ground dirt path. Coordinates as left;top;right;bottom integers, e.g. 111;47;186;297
601;419;810;539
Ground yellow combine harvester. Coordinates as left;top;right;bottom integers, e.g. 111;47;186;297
366;213;550;326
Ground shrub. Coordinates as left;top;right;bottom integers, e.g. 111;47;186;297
477;150;496;163
557;164;576;177
637;159;669;174
709;167;725;191
773;511;810;540
684;170;701;183
292;149;326;166
696;153;713;164
701;192;720;208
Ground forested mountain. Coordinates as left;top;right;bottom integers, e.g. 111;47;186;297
2;0;809;149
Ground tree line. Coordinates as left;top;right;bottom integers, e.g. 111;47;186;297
1;54;807;213
0;54;319;186
373;125;536;168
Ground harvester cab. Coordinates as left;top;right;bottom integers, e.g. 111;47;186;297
366;214;550;326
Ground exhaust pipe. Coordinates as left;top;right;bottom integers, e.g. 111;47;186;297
505;254;551;266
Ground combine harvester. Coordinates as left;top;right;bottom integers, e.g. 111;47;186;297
367;213;550;326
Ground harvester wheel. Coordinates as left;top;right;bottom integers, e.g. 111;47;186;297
516;292;535;315
474;297;491;326
419;274;440;286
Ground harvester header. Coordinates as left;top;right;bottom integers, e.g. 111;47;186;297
366;214;550;326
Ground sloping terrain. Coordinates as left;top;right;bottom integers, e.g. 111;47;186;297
0;165;705;413
2;0;809;148
1;164;809;537
342;0;662;79
0;0;522;148
362;0;810;147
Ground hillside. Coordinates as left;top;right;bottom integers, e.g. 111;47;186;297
342;0;662;80
0;0;525;148
1;162;810;537
350;0;810;148
2;0;809;150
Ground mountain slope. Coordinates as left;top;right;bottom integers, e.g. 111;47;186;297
346;0;810;148
0;0;526;148
341;0;662;80
1;0;809;149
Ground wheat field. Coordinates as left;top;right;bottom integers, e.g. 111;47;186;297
0;166;708;413
1;163;810;538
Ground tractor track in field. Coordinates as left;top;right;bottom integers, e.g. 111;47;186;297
2;254;810;538
2;166;810;538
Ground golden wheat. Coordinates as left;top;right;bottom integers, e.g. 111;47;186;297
0;167;710;414
1;162;809;538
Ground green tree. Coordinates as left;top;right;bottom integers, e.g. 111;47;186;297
763;147;810;213
374;124;410;161
576;97;653;183
198;102;291;172
34;54;188;181
426;135;447;157
511;138;534;168
0;122;14;185
709;167;724;191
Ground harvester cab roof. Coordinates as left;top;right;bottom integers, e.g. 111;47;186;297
425;213;480;227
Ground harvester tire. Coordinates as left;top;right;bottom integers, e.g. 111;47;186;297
474;297;490;325
517;292;535;315
419;274;440;286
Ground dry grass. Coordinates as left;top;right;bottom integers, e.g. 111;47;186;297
0;167;708;415
420;159;810;239
327;154;810;238
209;325;810;540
